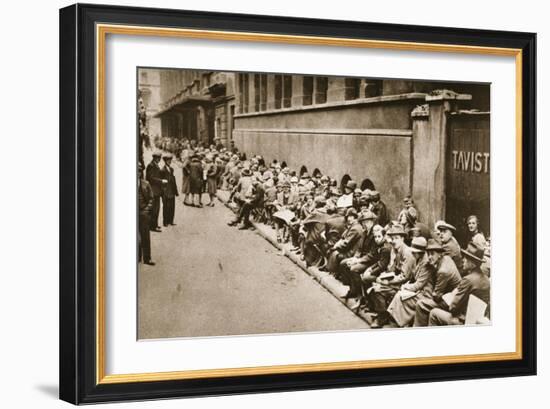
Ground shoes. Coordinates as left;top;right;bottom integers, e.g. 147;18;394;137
370;319;382;329
150;228;162;232
163;224;168;227
170;223;177;226
144;260;156;266
238;223;252;230
227;220;238;226
183;202;192;206
348;298;361;311
208;202;215;207
197;203;203;208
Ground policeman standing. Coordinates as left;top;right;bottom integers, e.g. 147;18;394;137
138;163;155;265
160;153;178;226
146;151;166;231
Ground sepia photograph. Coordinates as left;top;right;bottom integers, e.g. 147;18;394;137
137;67;491;340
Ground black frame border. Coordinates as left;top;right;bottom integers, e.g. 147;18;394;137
59;3;536;404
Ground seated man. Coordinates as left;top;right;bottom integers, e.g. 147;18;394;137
384;237;434;327
326;208;364;280
301;196;329;263
360;225;392;288
228;179;264;230
436;221;463;274
429;244;490;326
413;239;462;327
367;225;416;327
339;210;378;300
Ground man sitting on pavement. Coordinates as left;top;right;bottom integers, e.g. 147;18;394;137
413;239;462;327
428;243;490;326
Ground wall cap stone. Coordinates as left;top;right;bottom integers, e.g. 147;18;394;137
234;92;427;118
425;89;472;102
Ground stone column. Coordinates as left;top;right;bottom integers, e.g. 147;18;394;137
411;90;472;227
326;77;346;102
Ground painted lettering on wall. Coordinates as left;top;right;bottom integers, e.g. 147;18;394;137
452;150;490;173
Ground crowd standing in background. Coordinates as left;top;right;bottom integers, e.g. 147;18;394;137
137;133;492;328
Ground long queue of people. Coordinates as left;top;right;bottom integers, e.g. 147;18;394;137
143;138;492;329
218;149;491;329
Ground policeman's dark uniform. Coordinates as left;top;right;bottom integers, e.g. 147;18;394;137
138;166;154;264
160;155;178;226
145;153;163;231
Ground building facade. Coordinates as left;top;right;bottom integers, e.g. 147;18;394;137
137;68;162;137
154;69;236;147
149;68;490;240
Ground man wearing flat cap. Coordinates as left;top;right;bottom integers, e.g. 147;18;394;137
326;208;364;279
145;151;167;231
436;221;463;273
382;237;435;327
428;243;491;326
160;153;178;226
413;239;462;326
340;210;378;300
367;225;416;326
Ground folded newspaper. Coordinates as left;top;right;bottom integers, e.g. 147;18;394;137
273;209;296;224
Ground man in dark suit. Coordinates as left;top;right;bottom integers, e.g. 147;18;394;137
326;208;364;281
339;210;378;299
235;179;265;230
160;153;178;226
138;163;155;265
146;152;166;231
369;191;389;227
428;244;490;326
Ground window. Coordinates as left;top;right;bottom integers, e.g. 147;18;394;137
238;74;244;113
340;174;351;193
315;77;328;104
283;75;292;108
302;76;313;105
274;75;282;109
260;74;268;111
345;78;361;100
360;178;375;191
243;74;250;113
254;74;260;112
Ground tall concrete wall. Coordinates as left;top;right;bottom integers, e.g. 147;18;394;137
232;94;428;216
233;128;411;217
